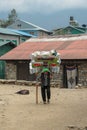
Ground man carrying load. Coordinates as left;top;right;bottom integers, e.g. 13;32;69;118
30;50;61;104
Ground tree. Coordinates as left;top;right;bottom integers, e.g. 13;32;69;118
7;9;18;25
0;19;8;28
0;9;18;28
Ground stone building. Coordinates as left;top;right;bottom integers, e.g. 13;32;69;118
0;36;87;88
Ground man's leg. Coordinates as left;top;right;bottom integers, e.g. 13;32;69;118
47;86;51;103
41;87;46;103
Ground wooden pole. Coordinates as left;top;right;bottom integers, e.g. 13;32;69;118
36;83;38;104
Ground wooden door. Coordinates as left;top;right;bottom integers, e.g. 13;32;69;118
17;62;29;81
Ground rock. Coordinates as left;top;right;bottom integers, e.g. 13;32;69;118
16;89;29;95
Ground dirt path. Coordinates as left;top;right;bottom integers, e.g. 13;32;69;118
0;84;87;130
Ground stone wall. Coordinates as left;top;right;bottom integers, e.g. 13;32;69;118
5;61;63;87
78;63;87;87
5;61;87;88
51;65;63;87
5;62;17;80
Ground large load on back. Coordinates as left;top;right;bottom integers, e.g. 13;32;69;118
30;50;61;74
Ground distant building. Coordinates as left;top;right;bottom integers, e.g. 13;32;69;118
0;27;34;79
53;16;87;36
0;41;16;78
0;27;35;45
7;19;52;38
69;16;79;27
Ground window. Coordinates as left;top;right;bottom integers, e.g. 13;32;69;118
21;38;26;42
0;39;4;42
30;32;34;35
12;40;17;44
6;40;10;42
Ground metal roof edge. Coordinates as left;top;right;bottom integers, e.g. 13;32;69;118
9;29;36;37
16;19;50;33
26;35;87;42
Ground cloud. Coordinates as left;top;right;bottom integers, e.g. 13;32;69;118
0;0;87;14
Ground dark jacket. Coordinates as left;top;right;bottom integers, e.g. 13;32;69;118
41;72;51;87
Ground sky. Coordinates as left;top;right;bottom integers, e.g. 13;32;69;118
0;0;87;31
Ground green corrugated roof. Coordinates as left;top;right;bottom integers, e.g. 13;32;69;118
0;41;16;47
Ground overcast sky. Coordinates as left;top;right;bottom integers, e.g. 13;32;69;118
0;0;87;30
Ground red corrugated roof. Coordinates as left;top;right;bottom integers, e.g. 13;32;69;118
0;39;87;60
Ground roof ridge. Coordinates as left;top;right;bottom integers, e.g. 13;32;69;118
27;35;87;42
18;19;49;32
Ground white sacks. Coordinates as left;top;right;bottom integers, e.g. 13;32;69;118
29;50;61;74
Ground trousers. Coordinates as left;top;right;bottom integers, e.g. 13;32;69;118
41;86;51;102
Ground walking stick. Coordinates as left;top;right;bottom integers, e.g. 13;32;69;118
36;83;38;104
